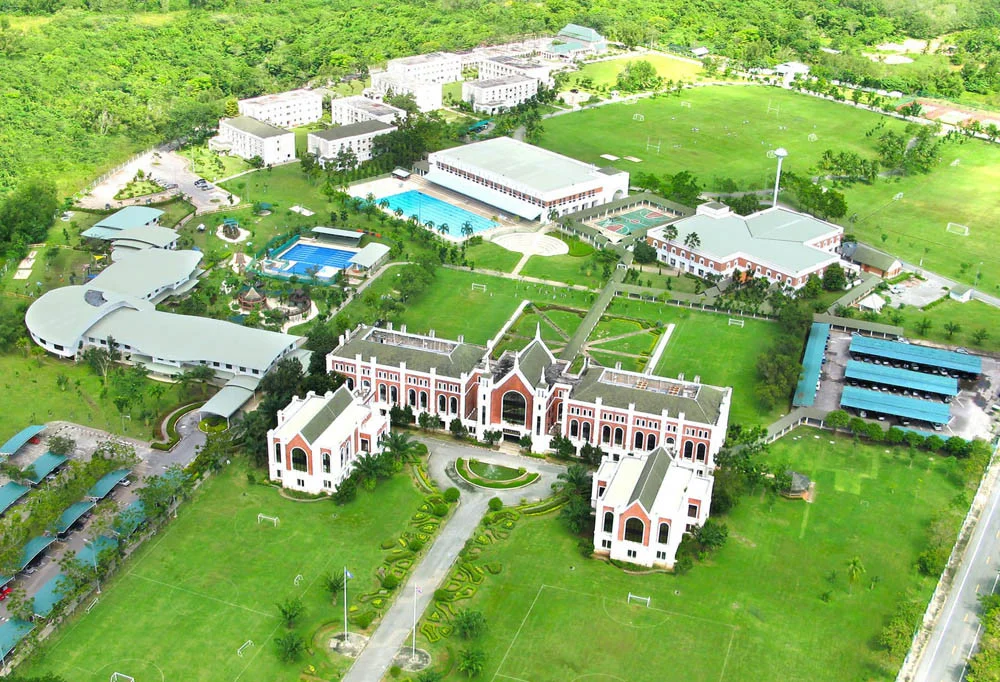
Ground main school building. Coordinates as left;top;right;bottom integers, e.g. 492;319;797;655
268;323;732;568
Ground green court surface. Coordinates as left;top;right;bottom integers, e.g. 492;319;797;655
594;206;675;234
20;465;424;682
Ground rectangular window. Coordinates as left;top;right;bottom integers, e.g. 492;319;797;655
656;551;667;560
626;549;637;559
323;480;332;489
688;504;698;517
273;443;281;463
296;479;305;487
601;539;612;549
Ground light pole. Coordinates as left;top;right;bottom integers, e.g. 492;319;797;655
772;147;788;207
85;538;101;594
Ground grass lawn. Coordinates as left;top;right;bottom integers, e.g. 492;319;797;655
519;253;607;289
342;268;597;345
568;53;704;90
588;350;643;372
606;298;786;426
511;311;567;344
591;329;660;356
20;463;425;682
113;179;163;200
541;308;585;338
421;427;964;681
0;352;186;443
873;298;1000;353
587;315;645;341
464;241;521;272
178;144;251;181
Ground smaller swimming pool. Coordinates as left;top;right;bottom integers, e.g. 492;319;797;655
277;242;356;277
381;190;497;235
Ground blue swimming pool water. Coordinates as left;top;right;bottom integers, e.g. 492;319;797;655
381;190;497;235
279;242;356;275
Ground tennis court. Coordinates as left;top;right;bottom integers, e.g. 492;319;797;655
594;206;673;234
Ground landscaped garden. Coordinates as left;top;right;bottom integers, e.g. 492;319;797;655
456;458;539;489
868;293;1000;353
417;427;972;681
179;144;251;181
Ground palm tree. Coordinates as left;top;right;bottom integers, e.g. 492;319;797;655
944;322;961;339
557;463;592;497
383;432;417;463
379;199;390;211
683;232;701;250
365;192;376;205
353;453;381;483
461;221;474;238
394;208;404;219
424;219;435;232
846;556;866;593
438;223;449;235
664;225;678;242
915;318;932;336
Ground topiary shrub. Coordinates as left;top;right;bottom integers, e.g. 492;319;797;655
389;664;402;678
488;497;503;512
434;589;451;602
352;610;375;628
381;574;400;590
408;537;425;552
443;487;460;503
431;502;449;518
381;537;400;550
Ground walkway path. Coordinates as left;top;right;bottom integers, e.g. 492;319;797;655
342;438;564;682
559;249;634;361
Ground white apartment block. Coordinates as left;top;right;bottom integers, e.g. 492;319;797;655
213;116;295;166
330;95;408;126
267;386;388;495
368;73;442;113
462;75;539;114
386;52;462;83
307;121;396;167
238;89;323;129
479;56;554;87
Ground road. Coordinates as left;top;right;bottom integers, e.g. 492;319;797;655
342;438;564;682
911;451;1000;682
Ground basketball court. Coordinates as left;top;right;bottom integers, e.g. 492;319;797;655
593;206;674;235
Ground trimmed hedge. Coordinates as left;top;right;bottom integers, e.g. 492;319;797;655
150;401;203;451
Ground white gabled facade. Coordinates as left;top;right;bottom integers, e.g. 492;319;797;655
307;121;396;167
214;117;296;166
462;75;539;114
330;96;408;126
238;89;324;129
479;57;553;88
367;73;443;113
386;52;462;83
267;386;389;495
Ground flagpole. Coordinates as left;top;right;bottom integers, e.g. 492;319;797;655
343;566;348;636
412;584;417;658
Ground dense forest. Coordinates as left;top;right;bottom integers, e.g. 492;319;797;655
0;0;999;201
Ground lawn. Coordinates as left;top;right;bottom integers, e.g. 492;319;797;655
113;179;163;200
606;298;786;426
588;350;643;373
567;52;705;90
341;267;598;345
519;252;608;289
420;427;964;681
178;144;252;181
464;241;521;272
20;463;425;682
872;297;1000;353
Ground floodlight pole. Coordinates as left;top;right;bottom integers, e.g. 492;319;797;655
343;566;348;637
85;538;101;594
772;148;788;207
412;584;417;658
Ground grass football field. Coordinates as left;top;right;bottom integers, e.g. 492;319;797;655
423;428;963;681
20;464;424;682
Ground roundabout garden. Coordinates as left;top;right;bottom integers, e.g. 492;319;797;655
455;458;539;490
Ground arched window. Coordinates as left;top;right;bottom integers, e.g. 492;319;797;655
346;378;354;390
362;379;370;391
624;518;644;543
614;427;624;446
438;395;446;413
407;389;416;406
378;384;387;401
666;436;675;446
646;433;657;451
390;386;398;404
633;431;644;449
322;452;331;474
696;443;707;462
569;420;579;437
603;511;614;534
419;391;428;409
601;425;611;444
658;523;670;545
582;422;592;442
501;391;527;426
450;397;458;414
290;448;308;472
683;441;694;459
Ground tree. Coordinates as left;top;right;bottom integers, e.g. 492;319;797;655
382;431;418;463
972;328;990;345
137;466;189;519
457;648;486;677
822;263;847;291
453;609;487;639
916;318;933;336
449;418;468;439
323;572;345;604
276;597;304;628
846;556;866;593
0;178;59;248
248;155;265;169
47;435;75;456
615;60;662;93
825;409;850;431
683;232;701;250
632;240;657;264
481;430;502;446
223;98;239;117
550;434;575;459
944;322;962;339
692;518;728;552
557;463;591;497
274;632;305;662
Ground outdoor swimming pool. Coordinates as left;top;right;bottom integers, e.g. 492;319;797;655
277;241;356;277
381;190;497;235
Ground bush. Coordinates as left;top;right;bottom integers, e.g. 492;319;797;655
407;537;425;552
443;487;460;503
381;537;400;550
488;497;503;512
353;610;375;628
381;574;400;590
431;502;449;518
390;665;402;678
434;588;450;602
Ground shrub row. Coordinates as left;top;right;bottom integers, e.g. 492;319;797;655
150;401;203;451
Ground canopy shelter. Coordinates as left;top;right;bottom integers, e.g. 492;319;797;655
33;572;71;618
793;323;830;407
348;243;390;271
840;386;951;425
311;227;363;245
74;535;118;568
19;536;54;571
54;500;96;535
0;482;29;517
0;425;45;458
845;360;959;398
849;336;982;376
22;452;69;485
86;469;131;500
115;499;148;538
0;619;35;661
201;375;259;421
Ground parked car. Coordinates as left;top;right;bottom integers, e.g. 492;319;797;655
0;585;12;601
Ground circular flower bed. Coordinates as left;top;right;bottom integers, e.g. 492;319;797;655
455;458;539;490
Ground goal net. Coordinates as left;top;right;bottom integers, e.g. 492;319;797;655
632;113;645;121
237;640;255;657
471;283;487;292
110;674;135;682
680;101;692;108
946;223;970;236
728;318;745;327
627;592;651;607
257;513;279;526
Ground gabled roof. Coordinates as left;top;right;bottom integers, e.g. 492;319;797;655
222;116;290;139
310;120;396;141
558;24;603;43
94;206;164;231
629;448;672;510
110;225;179;249
333;326;486;376
516;333;556;388
845;242;900;272
300;385;355;444
572;366;728;425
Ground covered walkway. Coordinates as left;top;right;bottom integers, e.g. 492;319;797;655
793;322;830;407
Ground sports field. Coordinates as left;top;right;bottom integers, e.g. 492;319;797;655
422;428;964;681
539;84;1000;292
567;53;704;90
20;464;424;682
603;298;786;426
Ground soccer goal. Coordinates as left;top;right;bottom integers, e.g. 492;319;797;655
294;574;304;586
632;113;645;122
627;593;651;607
110;674;135;682
950;158;961;167
893;192;904;201
471;283;487;292
257;513;279;526
807;133;819;142
237;640;255;657
645;137;661;153
946;223;970;237
767;100;780;117
680;101;692;108
728;318;745;327
86;597;99;613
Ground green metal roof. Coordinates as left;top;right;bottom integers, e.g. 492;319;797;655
201;383;255;420
0;619;34;659
349;243;390;269
311;120;395;141
75;535;117;567
19;535;55;570
111;225;179;249
94;206;164;231
222;115;291;138
847;243;900;272
115;499;147;537
54;500;95;534
841;386;950;424
300;385;356;444
517;338;554;388
1;425;45;456
850;336;982;374
550;40;586;54
334;326;486;376
793;322;830;407
630;448;671;510
812;312;903;338
0;482;29;516
23;452;69;485
32;572;70;617
558;24;604;43
572;366;727;425
86;469;131;499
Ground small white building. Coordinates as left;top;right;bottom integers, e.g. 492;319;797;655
774;61;811;86
592;448;713;568
368;73;443;113
330;95;407;126
479;56;553;88
213;116;295;166
307;120;396;167
267;386;389;495
462;75;539;114
386;52;462;84
237;89;324;129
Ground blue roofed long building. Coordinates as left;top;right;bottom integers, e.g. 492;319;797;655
840;385;951;426
848;335;982;377
81;206;164;241
845;360;959;398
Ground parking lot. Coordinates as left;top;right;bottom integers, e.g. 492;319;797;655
814;331;999;441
